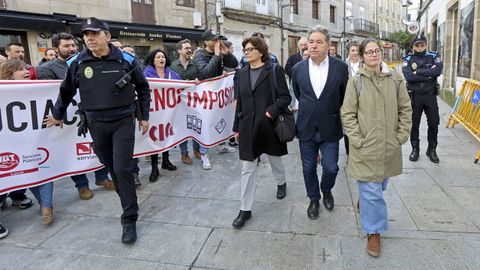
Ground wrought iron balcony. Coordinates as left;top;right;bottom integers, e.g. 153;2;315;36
353;19;379;35
222;0;279;24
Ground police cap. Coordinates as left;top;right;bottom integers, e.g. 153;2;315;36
81;17;110;34
412;35;427;45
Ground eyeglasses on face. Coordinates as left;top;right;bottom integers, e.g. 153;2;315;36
242;47;257;54
364;49;382;57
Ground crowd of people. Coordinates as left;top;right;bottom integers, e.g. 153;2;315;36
0;17;443;258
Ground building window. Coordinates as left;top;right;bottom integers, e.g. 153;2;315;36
291;0;299;15
131;0;155;24
330;5;336;23
176;0;195;8
359;6;365;20
312;0;319;19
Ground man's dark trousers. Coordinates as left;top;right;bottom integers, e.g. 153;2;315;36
88;117;138;223
410;92;439;144
299;130;339;201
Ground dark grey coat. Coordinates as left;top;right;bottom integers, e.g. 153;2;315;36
233;62;291;161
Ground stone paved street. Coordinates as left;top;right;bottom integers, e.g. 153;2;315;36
1;98;479;270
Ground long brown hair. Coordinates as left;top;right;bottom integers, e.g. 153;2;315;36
0;59;26;80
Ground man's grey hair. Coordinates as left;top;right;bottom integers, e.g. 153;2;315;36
297;37;307;48
307;25;330;43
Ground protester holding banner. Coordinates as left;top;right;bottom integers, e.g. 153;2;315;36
37;32;114;200
44;17;150;244
231;37;291;229
143;49;180;181
194;29;239;170
0;59;54;224
0;59;35;212
170;39;204;165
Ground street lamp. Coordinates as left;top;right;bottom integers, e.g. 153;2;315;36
279;1;293;65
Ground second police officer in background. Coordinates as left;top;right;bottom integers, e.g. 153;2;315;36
402;35;443;163
44;17;150;244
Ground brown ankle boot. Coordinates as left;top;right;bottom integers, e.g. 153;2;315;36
41;207;54;225
367;234;380;257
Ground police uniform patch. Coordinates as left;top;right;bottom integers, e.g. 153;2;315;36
84;67;93;79
402;61;408;67
411;63;417;70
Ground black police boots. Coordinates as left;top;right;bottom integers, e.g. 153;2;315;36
149;154;159;182
426;142;440;163
409;141;420;161
121;221;137;244
161;151;177;171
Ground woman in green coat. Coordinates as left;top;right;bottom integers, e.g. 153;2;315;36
340;38;412;257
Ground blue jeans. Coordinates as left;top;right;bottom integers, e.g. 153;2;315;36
30;182;54;208
299;131;339;200
358;179;389;234
71;167;109;189
179;139;201;155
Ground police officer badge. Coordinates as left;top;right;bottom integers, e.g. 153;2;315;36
411;63;417;70
84;66;94;79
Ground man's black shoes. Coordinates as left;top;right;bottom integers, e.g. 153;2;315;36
276;183;287;199
232;210;252;229
122;222;137;244
323;191;334;211
307;200;320;219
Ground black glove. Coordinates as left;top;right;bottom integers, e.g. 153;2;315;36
75;103;88;137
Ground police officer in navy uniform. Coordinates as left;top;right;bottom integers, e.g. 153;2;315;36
44;17;150;244
402;35;443;163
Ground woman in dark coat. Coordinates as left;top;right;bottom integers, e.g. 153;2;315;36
231;37;291;228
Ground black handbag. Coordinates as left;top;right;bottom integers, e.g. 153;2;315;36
269;64;296;143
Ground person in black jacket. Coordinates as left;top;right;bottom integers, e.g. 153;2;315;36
284;37;308;81
292;26;349;219
231;37;291;229
37;32;114;200
193;29;239;169
44;17;150;244
402;35;443;163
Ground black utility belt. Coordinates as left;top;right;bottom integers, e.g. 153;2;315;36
410;90;436;95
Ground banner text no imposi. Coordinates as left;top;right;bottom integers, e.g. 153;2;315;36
0;75;235;194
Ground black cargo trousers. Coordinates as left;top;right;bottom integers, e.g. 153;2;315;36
88;116;138;224
409;90;440;144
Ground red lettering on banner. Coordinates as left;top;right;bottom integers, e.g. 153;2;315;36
149;123;175;142
193;91;209;109
150;87;183;112
208;92;218;110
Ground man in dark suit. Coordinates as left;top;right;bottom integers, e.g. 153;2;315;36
292;26;349;219
284;37;308;80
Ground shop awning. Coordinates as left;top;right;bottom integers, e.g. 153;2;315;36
0;10;204;41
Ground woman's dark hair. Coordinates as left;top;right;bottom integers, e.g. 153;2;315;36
347;41;359;51
144;49;171;68
359;38;382;57
242;37;270;63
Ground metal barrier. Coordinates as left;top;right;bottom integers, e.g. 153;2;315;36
446;79;480;163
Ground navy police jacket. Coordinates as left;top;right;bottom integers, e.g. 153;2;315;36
402;51;443;94
52;43;150;122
